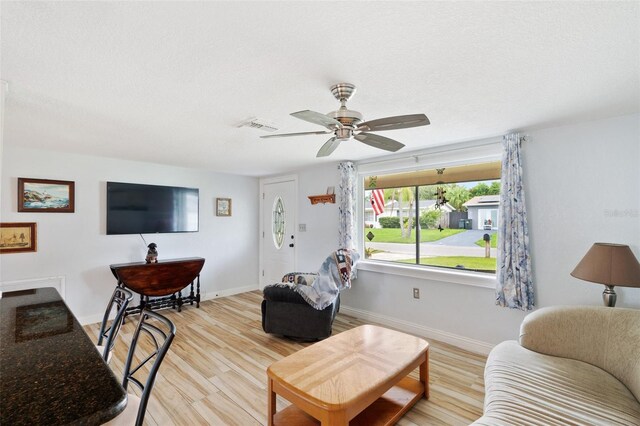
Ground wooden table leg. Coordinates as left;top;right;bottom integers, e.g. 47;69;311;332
322;410;348;426
268;378;276;426
420;348;430;399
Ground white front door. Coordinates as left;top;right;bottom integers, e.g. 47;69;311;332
260;177;297;289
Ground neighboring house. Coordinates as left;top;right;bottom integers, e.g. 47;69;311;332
365;199;455;227
463;195;500;230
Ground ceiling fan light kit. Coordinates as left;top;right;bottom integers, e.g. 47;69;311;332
261;82;430;157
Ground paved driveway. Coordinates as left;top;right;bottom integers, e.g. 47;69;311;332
427;229;496;246
366;229;498;261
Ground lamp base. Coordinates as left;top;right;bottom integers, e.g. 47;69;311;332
603;285;617;307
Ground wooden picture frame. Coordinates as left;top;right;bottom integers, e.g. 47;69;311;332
0;222;37;254
216;198;232;217
18;178;75;213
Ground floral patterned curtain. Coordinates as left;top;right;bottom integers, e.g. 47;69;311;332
338;161;357;249
497;133;534;310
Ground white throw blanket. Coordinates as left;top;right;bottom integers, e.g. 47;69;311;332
294;249;360;310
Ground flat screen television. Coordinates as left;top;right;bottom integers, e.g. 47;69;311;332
107;182;199;235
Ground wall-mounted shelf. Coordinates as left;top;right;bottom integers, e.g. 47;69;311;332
308;194;336;205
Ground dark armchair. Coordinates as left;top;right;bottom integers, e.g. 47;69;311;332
261;283;340;340
261;249;358;341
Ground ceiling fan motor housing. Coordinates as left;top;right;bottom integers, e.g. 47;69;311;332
328;84;364;139
329;107;363;138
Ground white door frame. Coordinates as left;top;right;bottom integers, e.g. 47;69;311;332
259;174;298;289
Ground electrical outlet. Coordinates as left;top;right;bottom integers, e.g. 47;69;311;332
299;223;307;232
413;288;420;299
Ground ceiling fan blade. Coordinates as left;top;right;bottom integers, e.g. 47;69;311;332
316;137;341;157
354;133;405;152
291;110;343;130
357;114;430;132
260;130;333;139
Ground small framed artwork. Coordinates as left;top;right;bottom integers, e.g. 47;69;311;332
0;222;37;254
216;198;232;217
18;177;75;213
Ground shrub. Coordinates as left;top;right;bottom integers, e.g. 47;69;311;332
379;216;400;228
420;209;442;229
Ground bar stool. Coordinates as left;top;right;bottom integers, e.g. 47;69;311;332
103;308;176;426
96;286;133;363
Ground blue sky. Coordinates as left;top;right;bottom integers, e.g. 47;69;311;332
25;183;69;199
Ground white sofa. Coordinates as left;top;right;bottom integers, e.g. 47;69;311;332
472;305;640;425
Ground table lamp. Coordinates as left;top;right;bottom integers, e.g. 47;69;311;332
571;243;640;307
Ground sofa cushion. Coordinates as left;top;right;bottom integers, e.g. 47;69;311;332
519;305;640;402
472;341;640;426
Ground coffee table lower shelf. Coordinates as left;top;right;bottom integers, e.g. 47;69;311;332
272;377;424;426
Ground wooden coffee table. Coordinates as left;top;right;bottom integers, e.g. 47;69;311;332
267;324;429;425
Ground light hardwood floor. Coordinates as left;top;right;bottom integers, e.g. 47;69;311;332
84;291;486;425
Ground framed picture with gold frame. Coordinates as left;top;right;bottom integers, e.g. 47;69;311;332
216;198;232;217
0;222;37;254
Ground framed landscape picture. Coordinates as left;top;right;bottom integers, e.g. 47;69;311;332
18;178;75;213
216;198;232;216
0;222;37;254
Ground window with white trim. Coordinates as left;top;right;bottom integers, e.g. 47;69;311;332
363;161;501;274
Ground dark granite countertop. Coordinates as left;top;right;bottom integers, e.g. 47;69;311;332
0;287;127;425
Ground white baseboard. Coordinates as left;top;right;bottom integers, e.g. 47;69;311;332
79;284;259;325
79;313;105;326
340;305;494;356
202;284;258;301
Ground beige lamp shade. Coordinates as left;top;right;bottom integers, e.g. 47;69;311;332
571;243;640;287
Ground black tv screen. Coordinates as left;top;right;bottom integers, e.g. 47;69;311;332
107;182;199;235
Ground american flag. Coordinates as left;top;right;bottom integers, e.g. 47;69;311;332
370;189;385;215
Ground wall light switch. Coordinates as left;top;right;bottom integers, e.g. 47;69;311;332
299;223;307;232
413;288;420;299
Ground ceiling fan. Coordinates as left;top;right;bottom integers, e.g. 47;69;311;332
261;83;430;157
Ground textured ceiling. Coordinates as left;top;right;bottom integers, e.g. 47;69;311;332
1;1;638;176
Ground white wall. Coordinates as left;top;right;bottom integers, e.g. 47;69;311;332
0;82;6;283
524;113;640;309
294;113;640;351
1;146;259;323
294;162;342;271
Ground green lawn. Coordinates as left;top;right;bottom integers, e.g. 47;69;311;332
474;233;498;248
364;228;465;244
398;256;496;272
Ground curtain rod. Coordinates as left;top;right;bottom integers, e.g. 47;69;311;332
355;133;529;168
356;137;501;167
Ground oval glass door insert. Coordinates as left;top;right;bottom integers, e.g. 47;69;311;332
272;196;285;249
